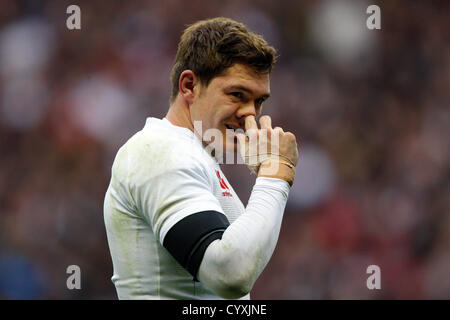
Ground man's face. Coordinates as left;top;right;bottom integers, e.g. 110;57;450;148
189;63;270;157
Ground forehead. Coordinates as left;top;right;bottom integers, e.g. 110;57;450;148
210;63;270;94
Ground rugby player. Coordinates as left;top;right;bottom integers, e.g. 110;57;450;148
104;17;299;299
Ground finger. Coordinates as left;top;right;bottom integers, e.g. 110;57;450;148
235;132;247;149
270;127;283;154
245;115;258;131
259;115;272;130
235;132;248;163
273;126;284;133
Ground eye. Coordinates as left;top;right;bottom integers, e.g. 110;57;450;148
230;92;244;99
255;98;264;106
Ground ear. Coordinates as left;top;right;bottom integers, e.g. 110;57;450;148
178;70;199;105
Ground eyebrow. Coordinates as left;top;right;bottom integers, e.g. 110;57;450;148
225;85;270;100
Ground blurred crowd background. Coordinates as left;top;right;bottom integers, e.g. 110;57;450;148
0;0;448;299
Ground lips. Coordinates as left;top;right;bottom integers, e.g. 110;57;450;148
225;124;243;132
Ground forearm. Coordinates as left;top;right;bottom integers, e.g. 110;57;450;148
197;176;290;298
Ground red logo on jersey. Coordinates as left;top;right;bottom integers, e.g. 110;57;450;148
216;170;229;190
216;170;232;197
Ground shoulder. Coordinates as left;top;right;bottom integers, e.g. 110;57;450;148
111;122;212;185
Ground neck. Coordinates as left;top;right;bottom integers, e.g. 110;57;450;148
165;95;194;132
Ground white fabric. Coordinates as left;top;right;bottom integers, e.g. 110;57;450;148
104;117;291;300
198;177;290;298
104;117;248;299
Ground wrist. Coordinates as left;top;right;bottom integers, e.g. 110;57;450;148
257;159;296;186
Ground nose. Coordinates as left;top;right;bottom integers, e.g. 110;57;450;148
235;102;257;120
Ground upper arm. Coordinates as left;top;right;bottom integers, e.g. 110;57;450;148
163;210;230;280
130;141;231;280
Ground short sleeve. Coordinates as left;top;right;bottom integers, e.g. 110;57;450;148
134;154;225;244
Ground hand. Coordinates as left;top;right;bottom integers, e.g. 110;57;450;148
236;115;299;186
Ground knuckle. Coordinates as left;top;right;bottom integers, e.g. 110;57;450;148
285;132;296;141
262;128;272;137
246;129;257;139
273;127;283;135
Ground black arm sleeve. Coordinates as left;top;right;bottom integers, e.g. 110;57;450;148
162;210;230;281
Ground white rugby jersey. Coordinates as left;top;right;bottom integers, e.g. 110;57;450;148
104;117;250;299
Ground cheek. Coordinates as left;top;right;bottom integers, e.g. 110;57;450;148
218;102;239;120
192;100;211;121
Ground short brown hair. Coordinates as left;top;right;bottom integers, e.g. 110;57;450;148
170;17;277;102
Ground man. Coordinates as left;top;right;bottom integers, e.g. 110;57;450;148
104;17;299;299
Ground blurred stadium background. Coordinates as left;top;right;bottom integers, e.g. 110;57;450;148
0;0;448;299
